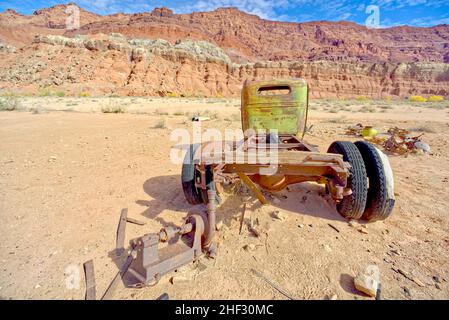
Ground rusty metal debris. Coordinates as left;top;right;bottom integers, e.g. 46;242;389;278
239;202;247;235
116;208;128;256
127;214;204;286
345;123;364;136
102;251;135;300
93;79;398;297
126;189;219;286
346;124;430;155
83;260;96;300
383;127;427;155
126;217;146;226
251;268;298;300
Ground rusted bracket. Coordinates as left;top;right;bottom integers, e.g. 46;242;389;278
237;172;269;205
83;260;96;300
127;214;205;286
116;208;128;256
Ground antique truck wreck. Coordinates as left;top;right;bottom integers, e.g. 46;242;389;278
127;79;395;287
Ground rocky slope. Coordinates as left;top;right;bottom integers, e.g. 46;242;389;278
0;3;448;98
1;33;448;98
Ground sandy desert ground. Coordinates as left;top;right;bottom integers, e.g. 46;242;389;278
1;96;449;300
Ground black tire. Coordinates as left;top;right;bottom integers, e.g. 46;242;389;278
354;141;395;221
181;144;203;205
328;141;368;219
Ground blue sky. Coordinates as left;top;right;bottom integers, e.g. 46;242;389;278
1;0;448;27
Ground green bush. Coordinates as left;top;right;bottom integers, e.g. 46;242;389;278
0;97;20;111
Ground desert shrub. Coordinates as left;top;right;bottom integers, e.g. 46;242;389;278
166;92;178;98
154;109;169;116
31;106;42;114
356;96;369;102
173;111;185;116
152;119;166;129
78;92;91;98
55;91;65;97
1;91;17;97
408;125;436;133
39;87;52;97
0;97;21;111
202;109;218;119
102;101;125;113
427;95;444;102
410;95;427;103
360;106;377;113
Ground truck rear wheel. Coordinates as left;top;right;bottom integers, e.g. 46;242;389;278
328;141;368;219
354;141;395;221
181;144;203;205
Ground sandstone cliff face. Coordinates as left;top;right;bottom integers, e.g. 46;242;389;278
0;4;448;98
2;4;449;64
63;6;449;64
1;34;448;98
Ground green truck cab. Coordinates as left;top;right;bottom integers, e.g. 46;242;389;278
241;79;309;137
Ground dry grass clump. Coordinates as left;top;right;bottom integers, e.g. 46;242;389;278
152;118;167;129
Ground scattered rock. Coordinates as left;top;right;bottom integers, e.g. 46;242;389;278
170;275;192;284
358;228;369;234
249;226;261;237
383;257;393;264
34;284;41;289
325;293;338;300
414;141;431;153
215;221;224;231
390;249;401;256
298;224;304;228
403;286;411;297
435;283;441;290
354;273;379;297
412;277;425;287
272;210;286;221
48;156;57;162
432;275;441;284
348;220;358;228
243;244;256;251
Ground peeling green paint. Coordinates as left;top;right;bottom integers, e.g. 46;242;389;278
241;79;308;136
